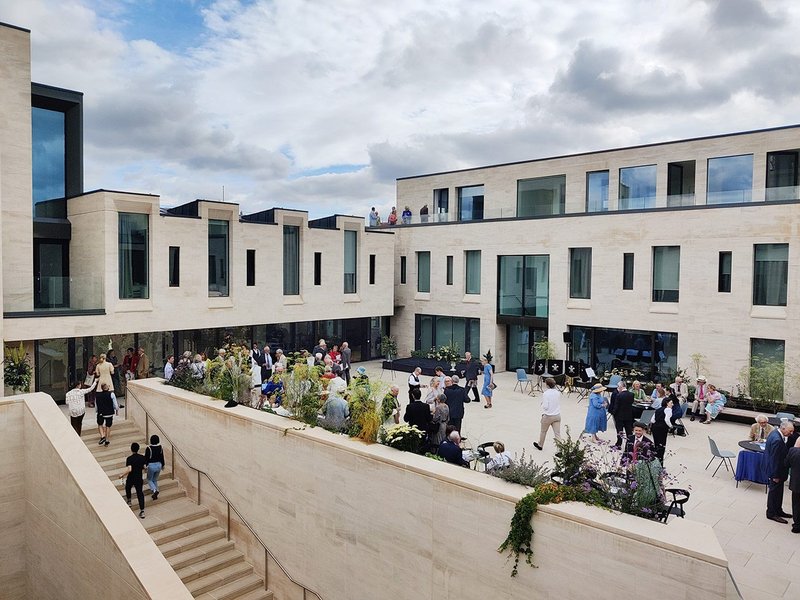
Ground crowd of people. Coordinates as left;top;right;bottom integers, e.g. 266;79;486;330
368;204;432;227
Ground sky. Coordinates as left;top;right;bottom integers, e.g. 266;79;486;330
3;0;800;218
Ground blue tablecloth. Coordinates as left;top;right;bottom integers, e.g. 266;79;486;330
735;450;768;485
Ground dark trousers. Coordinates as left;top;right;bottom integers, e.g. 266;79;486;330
466;384;480;402
792;491;800;529
614;418;633;448
449;417;462;434
344;367;351;385
70;413;85;436
261;366;272;381
651;424;668;463
767;479;786;518
126;478;145;511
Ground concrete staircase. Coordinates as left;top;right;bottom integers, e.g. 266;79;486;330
81;419;273;600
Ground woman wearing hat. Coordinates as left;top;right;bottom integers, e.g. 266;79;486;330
584;383;608;442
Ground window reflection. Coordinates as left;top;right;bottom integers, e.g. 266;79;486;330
517;175;565;216
619;165;656;210
586;171;609;212
32;107;66;206
458;185;484;221
707;155;753;204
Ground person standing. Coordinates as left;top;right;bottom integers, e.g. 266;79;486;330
144;435;165;500
387;207;398;226
401;206;412;224
419;203;429;223
123;442;147;519
765;421;795;523
460;351;481;403
650;397;673;463
262;345;273;382
136;347;149;379
690;375;707;421
480;356;494;409
163;355;175;381
408;366;424;401
670;376;688;417
86;354;98;408
609;380;634;449
403;388;431;440
785;436;800;533
369;207;379;227
251;342;265;377
65;378;97;435
95;383;116;446
444;375;467;434
534;377;561;451
340;342;352;384
583;383;608;443
107;348;121;395
431;394;450;448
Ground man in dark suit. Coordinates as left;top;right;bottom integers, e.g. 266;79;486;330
610;381;635;449
403;388;431;436
438;431;469;467
443;375;467;433
786;436;800;533
459;351;481;403
765;421;795;523
623;422;656;464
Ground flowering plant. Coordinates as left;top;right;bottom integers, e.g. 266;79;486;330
381;424;425;453
427;343;461;364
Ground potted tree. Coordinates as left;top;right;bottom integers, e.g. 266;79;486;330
3;342;32;395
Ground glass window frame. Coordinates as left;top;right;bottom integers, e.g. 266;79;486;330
314;252;322;286
752;243;788;306
344;230;358;294
369;254;376;285
417;251;431;293
282;224;300;296
246;249;256;287
619;164;657;210
623;253;634;290
569;247;592;299
652;246;680;303
168;246;180;288
446;256;454;286
718;251;732;293
706;154;754;205
118;212;150;300
457;185;485;222
400;255;407;285
465;250;481;295
517;175;566;217
208;219;230;297
586;170;609;213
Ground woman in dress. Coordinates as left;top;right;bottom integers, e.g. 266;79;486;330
701;384;725;424
650;396;673;463
481;356;494;409
430;394;450;448
584;383;608;442
94;353;115;395
423;378;441;406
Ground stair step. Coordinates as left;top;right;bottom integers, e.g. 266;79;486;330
122;484;185;507
145;504;209;535
150;515;218;546
168;538;237;571
185;560;253;596
231;588;273;600
89;432;148;452
114;474;177;492
159;527;226;558
175;548;243;584
194;573;263;600
80;421;138;439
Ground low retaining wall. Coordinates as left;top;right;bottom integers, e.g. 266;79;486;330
128;379;738;600
0;393;191;600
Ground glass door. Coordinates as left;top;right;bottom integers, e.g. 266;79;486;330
34;240;69;308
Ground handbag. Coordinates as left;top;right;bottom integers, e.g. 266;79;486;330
83;373;94;386
489;382;497;390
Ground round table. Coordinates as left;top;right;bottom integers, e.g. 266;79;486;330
735;440;768;486
738;440;765;452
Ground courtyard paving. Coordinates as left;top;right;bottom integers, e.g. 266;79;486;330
63;362;797;599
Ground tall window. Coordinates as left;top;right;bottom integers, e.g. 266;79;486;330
569;248;591;299
400;255;407;284
369;254;376;285
446;256;454;286
497;255;549;317
283;225;300;295
32;107;65;208
344;230;358;294
753;243;788;306
766;151;798;201
434;188;449;217
415;314;480;356
623;253;634;290
707;154;753;204
168;246;180;287
718;251;732;293
246;249;256;286
119;213;149;299
458;185;484;221
517;175;565;216
619;165;657;210
314;252;322;286
465;250;481;294
417;251;431;293
208;220;229;297
652;246;680;302
586;170;609;213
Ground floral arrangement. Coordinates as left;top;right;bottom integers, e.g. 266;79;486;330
380;424;425;453
3;342;32;393
426;343;461;364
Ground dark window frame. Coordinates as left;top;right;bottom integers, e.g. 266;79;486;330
623;253;634;290
718;251;732;293
168;246;180;287
246;249;256;287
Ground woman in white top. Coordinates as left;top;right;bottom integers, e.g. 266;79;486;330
486;441;512;471
423;378;442;407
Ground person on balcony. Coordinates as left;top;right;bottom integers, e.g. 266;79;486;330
369;206;379;227
401;206;412;224
387;207;398;226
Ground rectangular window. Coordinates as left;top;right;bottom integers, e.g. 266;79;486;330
666;160;696;207
344;230;358;294
369;254;376;285
168;246;180;287
718;251;732;293
766;151;798;201
246;249;256;287
498;255;549;317
465;250;481;294
417;251;431;293
208;220;229;297
652;246;680;302
446;256;454;286
314;252;322;286
283;225;300;295
569;248;592;299
753;243;788;306
415;313;480;356
400;255;407;284
32;107;66;206
517;175;565;216
434;188;449;218
623;253;634;290
458;185;484;221
619;165;657;210
118;213;149;299
707;154;753;204
586;170;609;212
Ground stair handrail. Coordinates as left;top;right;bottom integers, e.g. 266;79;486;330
125;386;322;600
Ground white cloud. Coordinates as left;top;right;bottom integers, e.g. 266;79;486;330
2;0;800;217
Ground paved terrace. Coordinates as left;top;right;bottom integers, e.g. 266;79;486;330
63;362;797;600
